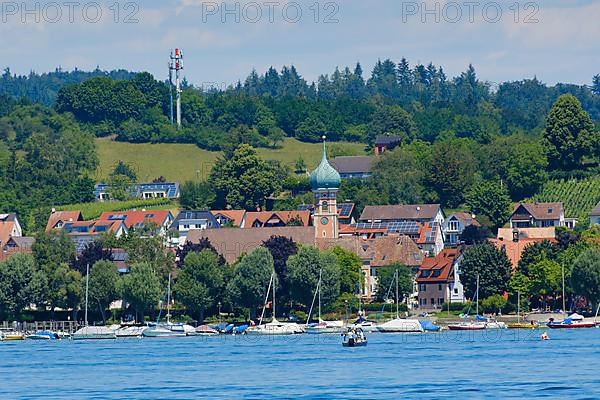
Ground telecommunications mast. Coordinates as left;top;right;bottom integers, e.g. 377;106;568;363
169;48;184;128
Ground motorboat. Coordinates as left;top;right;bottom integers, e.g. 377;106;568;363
188;325;219;336
246;318;305;335
306;319;345;334
419;320;441;332
342;327;367;347
547;314;597;329
72;326;117;340
26;330;59;340
1;331;25;341
114;326;145;338
447;321;487;331
352;316;379;332
377;318;424;333
142;323;187;338
233;325;249;335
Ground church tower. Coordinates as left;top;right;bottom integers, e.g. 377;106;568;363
310;137;341;239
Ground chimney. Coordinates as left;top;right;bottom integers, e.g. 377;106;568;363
51;208;56;214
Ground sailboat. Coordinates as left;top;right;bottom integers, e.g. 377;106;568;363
377;270;424;333
508;291;541;329
448;275;486;331
353;276;378;332
246;272;304;335
142;273;187;338
305;269;344;334
547;264;596;329
73;264;117;340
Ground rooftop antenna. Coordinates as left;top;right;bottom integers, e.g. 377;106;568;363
169;48;184;129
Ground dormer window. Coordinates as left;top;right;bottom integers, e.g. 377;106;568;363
548;208;553;214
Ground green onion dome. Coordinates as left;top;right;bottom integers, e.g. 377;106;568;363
310;138;341;190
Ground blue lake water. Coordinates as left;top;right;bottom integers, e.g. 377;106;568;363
1;328;600;399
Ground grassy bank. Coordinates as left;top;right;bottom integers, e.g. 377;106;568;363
96;137;366;183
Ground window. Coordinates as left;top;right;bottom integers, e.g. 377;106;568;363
448;220;459;231
144;214;155;218
430;298;435;305
438;284;442;291
438;298;444;305
454;288;458;294
421;270;431;278
183;224;190;229
432;270;441;278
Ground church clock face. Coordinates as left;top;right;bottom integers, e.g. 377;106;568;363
320;217;329;225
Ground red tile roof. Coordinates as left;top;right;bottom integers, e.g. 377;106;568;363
417;248;460;283
98;210;172;229
46;211;83;232
490;237;557;270
210;210;246;227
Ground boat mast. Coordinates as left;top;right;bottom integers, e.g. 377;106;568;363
476;274;479;317
517;290;521;324
395;269;399;319
318;269;322;322
84;263;89;327
272;271;276;321
166;273;172;324
562;263;566;318
259;273;273;326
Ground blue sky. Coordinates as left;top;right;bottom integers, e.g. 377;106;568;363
1;0;598;86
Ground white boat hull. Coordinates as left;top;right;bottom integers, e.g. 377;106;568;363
246;321;304;335
376;319;424;333
72;326;116;340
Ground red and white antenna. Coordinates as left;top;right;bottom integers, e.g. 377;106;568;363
169;48;184;129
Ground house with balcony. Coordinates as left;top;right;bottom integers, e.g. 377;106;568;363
94;182;180;201
509;202;567;228
443;212;480;246
171;210;221;244
417;248;465;310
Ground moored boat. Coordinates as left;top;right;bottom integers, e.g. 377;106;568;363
547;314;597;329
72;326;117;340
188;325;219;336
72;265;116;340
142;324;186;338
376;269;423;333
26;330;59;340
1;331;25;341
447;321;487;331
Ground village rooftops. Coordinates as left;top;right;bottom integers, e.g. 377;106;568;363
98;210;174;230
359;204;443;223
